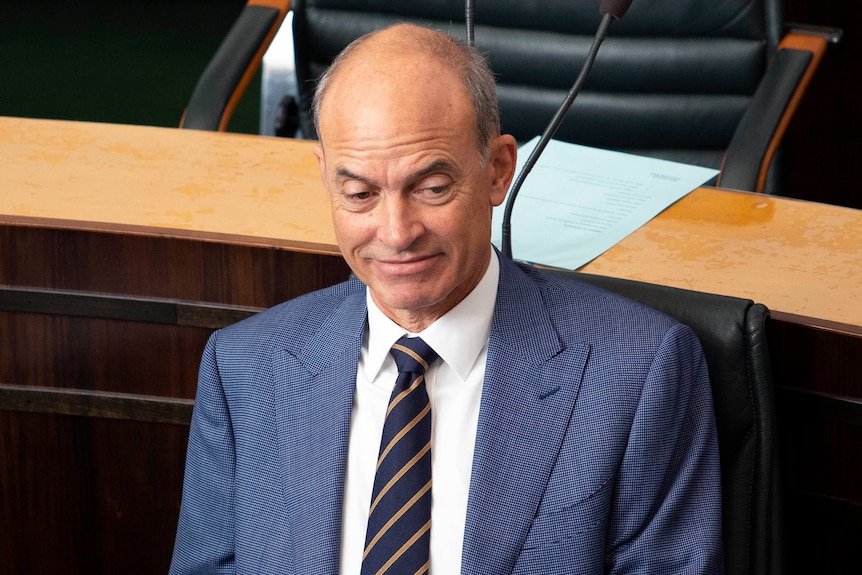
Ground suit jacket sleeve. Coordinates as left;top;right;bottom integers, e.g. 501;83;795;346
606;323;723;574
170;332;237;574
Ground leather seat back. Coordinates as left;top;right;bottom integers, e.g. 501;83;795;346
292;0;783;170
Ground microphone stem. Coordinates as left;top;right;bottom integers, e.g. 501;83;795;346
501;12;615;260
465;1;475;47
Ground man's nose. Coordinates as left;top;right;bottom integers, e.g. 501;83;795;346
377;195;424;250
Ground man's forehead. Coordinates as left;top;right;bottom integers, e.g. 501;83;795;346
327;53;456;100
319;72;471;148
319;31;468;117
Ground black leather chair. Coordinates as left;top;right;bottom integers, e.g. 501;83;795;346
555;270;781;575
183;0;835;195
180;0;291;132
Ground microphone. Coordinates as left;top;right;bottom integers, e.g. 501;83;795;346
600;0;634;20
500;1;634;260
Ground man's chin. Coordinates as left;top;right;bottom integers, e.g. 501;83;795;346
362;266;437;292
369;284;445;316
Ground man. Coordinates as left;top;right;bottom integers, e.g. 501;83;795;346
170;24;722;574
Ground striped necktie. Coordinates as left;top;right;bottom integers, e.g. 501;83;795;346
360;336;438;575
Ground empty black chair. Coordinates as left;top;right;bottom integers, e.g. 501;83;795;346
184;0;834;194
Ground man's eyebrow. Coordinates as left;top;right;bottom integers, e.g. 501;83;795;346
334;166;369;183
333;159;457;187
410;159;457;182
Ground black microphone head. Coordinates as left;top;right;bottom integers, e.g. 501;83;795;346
599;0;634;20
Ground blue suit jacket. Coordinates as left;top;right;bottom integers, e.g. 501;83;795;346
170;256;723;574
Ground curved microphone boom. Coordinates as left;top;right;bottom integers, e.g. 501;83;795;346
500;0;634;260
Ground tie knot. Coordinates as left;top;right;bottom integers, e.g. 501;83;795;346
390;336;438;375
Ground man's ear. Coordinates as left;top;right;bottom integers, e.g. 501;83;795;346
312;143;326;184
489;134;517;207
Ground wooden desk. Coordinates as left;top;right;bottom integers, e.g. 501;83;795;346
2;117;860;573
1;116;338;254
4;116;859;329
582;187;862;331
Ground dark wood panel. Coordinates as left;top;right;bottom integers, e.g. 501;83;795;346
1;222;349;574
768;316;862;574
0;287;262;401
0;224;350;307
0;411;190;574
0;311;210;398
783;0;862;208
782;491;862;574
0;285;259;328
0;384;194;425
768;316;862;397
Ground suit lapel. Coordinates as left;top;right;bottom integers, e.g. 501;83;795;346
461;259;590;575
273;289;367;575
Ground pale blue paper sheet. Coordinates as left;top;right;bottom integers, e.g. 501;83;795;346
491;137;720;269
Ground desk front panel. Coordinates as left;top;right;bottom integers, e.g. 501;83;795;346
0;222;349;574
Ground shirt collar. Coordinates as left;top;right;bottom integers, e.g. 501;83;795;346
363;250;499;382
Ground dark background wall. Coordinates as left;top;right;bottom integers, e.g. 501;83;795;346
0;1;259;133
1;0;859;208
782;0;862;209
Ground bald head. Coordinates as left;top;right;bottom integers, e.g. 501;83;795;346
312;24;500;161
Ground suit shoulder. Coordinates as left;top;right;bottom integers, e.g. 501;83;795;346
517;263;680;334
212;278;364;352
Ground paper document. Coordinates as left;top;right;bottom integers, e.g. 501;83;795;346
491;138;719;269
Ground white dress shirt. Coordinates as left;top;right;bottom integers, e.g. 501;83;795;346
339;251;499;575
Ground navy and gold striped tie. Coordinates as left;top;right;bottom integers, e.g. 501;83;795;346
361;336;438;575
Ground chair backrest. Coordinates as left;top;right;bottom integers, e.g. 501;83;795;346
552;270;781;575
291;0;783;174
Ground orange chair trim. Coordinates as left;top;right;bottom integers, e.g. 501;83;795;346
755;32;828;193
248;0;291;8
218;0;291;131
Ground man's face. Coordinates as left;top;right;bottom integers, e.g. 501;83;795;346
314;49;515;331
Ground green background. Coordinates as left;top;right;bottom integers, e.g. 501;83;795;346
0;1;259;133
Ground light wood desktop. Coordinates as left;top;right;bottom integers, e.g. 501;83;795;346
2;116;859;574
2;116;860;330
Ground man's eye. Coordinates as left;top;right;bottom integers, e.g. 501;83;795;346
417;184;451;199
346;190;373;201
